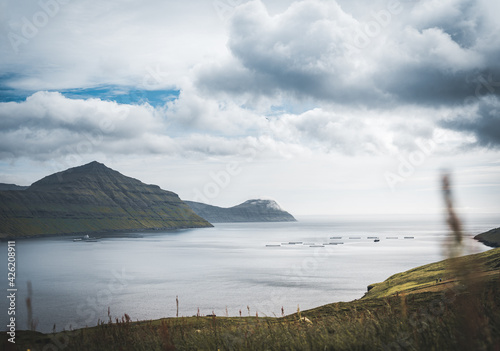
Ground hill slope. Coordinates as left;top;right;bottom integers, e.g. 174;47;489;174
361;247;500;299
0;183;28;190
0;161;212;238
184;199;297;222
474;226;500;247
10;248;500;350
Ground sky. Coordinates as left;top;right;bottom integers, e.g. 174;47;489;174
0;0;499;217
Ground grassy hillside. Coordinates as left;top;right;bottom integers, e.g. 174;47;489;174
6;248;499;350
0;161;212;238
363;246;500;299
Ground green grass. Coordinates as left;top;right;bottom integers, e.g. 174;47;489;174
4;248;500;351
0;162;213;238
364;247;500;299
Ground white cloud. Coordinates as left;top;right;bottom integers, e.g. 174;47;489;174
198;0;500;113
0;0;228;90
164;87;266;135
1;89;497;165
0;0;499;215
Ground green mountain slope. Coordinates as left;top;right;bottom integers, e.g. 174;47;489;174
0;161;212;238
10;248;500;350
362;247;500;299
184;199;297;222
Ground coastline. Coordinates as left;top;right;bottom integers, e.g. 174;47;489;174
474;227;500;248
5;247;499;350
0;223;214;241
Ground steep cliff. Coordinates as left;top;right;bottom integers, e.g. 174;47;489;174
184;199;297;223
474;227;500;248
0;161;212;238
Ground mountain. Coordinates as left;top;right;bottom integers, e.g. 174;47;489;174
184;199;297;223
0;183;28;190
0;161;212;238
474;227;500;247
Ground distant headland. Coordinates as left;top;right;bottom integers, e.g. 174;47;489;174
184;199;297;223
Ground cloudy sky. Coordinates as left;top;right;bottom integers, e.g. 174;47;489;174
1;0;499;216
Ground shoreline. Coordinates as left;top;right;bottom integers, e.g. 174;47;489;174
474;227;500;248
0;223;214;241
5;246;497;335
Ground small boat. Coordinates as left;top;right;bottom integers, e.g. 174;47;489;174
74;234;98;242
374;239;380;242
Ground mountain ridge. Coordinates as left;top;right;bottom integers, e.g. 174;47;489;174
0;161;212;238
185;199;297;223
0;183;28;191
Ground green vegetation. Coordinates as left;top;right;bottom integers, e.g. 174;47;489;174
5;248;499;351
0;161;212;238
364;246;500;299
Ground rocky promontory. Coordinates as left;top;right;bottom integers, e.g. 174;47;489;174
474;227;500;248
184;199;297;223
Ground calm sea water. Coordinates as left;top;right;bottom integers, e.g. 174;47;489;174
1;214;498;333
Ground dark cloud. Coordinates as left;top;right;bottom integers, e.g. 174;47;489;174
199;1;386;104
440;96;500;148
2;0;500;162
199;0;500;109
194;0;500;153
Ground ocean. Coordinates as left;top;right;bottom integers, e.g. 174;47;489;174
1;214;497;333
